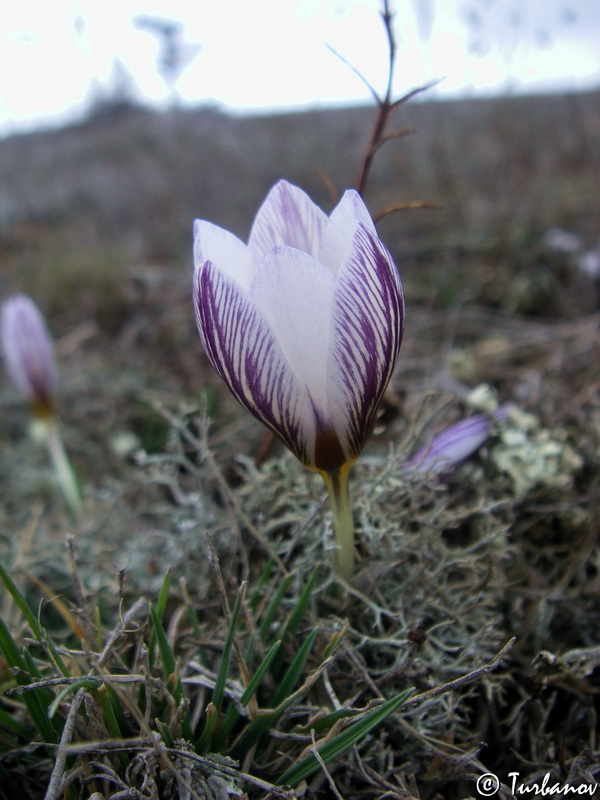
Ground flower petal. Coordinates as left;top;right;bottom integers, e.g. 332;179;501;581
250;245;353;470
1;294;57;415
194;220;256;292
327;224;404;460
406;414;493;475
248;180;328;260
319;189;376;276
194;260;321;466
251;245;335;409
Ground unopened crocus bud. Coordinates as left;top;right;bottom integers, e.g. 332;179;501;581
405;410;507;476
1;293;57;420
1;293;82;518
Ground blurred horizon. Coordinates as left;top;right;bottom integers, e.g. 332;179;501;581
1;0;599;138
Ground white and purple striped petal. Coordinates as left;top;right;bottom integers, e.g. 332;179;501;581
195;260;319;465
327;224;404;463
1;293;57;418
248;181;327;260
318;189;377;276
194;220;256;292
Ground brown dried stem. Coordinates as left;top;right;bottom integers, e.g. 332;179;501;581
354;0;438;197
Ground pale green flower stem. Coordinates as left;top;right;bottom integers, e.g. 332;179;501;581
321;464;354;581
42;417;83;520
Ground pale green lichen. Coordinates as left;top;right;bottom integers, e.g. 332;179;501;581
447;346;478;383
489;406;583;498
466;382;499;414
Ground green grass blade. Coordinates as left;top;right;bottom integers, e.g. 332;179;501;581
96;685;130;768
0;619;60;743
239;640;281;708
271;628;318;707
232;648;324;758
48;679;99;718
180;581;203;641
100;683;129;735
96;685;124;737
276;688;414;788
0;563;44;640
156;568;172;619
22;691;59;745
258;573;294;642
214;640;282;749
0;563;70;678
293;705;361;735
157;719;174;747
195;701;218;752
148;569;172;672
211;589;243;715
196;588;243;751
248;555;277;612
149;603;181;703
149;601;194;741
270;571;317;678
20;649;63;743
147;581;193;741
0;616;26;672
149;601;176;681
0;704;30;739
22;647;44;680
279;570;317;641
231;689;300;757
148;577;193;740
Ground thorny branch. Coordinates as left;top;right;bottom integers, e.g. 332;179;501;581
353;0;439;196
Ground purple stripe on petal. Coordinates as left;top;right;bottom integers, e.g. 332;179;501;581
248;180;328;260
194;261;319;466
327;224;404;460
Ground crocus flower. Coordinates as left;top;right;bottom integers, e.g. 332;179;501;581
193;180;404;578
1;293;82;518
1;293;57;420
405;407;508;477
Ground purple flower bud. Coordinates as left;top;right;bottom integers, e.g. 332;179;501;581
1;294;57;419
405;413;497;476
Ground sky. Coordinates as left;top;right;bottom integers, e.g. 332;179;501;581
1;0;599;136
